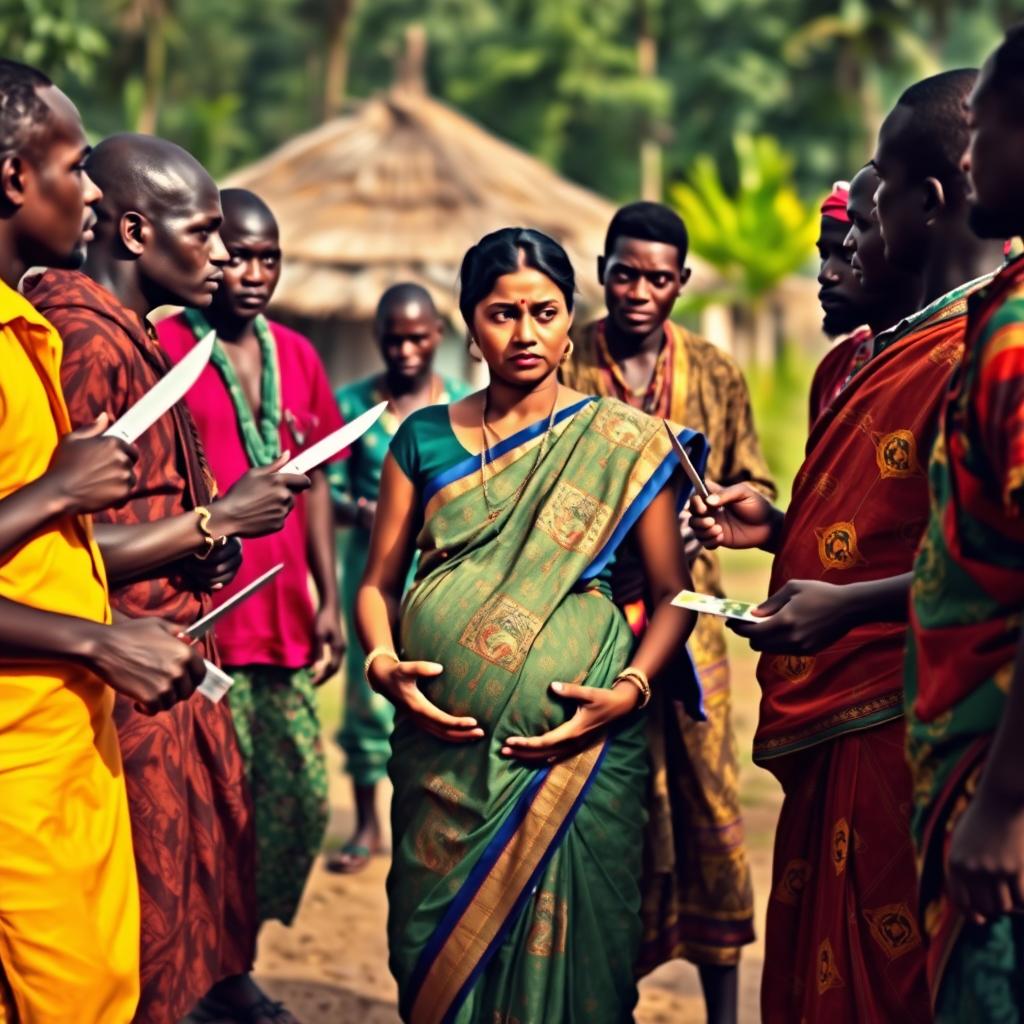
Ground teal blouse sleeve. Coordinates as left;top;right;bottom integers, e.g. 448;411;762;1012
389;409;423;484
389;405;470;490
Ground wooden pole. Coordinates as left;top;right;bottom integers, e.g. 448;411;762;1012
323;0;358;120
637;0;662;202
396;22;428;94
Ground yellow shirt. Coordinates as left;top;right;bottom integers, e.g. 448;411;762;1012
0;279;112;743
0;282;139;1022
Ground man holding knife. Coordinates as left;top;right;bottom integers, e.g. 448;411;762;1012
159;187;346;1017
28;136;310;1024
0;62;208;1022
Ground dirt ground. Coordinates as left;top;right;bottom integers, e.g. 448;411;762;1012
253;553;783;1024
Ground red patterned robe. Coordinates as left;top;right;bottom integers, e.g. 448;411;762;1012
808;325;873;428
26;271;257;1024
755;280;986;1023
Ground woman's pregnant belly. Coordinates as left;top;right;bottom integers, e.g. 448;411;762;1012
400;580;634;736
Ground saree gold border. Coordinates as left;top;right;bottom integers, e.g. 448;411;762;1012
409;741;604;1024
614;419;677;525
423;416;578;522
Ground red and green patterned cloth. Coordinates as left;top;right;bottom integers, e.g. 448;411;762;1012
753;277;979;764
25;270;257;1022
907;254;1024;1013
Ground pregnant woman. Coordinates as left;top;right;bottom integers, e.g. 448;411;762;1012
356;227;706;1023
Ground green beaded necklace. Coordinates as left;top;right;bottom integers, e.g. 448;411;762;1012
185;308;282;467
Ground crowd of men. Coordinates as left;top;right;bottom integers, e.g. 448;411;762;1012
0;20;1023;1024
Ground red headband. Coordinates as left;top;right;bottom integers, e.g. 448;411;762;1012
821;181;850;223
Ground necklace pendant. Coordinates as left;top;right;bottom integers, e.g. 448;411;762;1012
487;509;500;522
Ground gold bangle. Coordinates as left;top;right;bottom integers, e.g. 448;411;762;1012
193;505;225;560
364;646;399;682
614;667;651;709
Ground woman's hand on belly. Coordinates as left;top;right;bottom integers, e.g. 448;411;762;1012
369;656;486;743
501;680;640;764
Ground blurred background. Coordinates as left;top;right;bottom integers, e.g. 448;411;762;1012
2;0;1013;466
4;3;1016;1019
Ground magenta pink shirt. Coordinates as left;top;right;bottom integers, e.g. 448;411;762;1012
158;314;344;670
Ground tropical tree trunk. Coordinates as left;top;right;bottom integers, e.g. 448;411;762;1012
701;303;734;356
137;3;168;134
753;301;776;367
637;0;661;202
323;0;358;120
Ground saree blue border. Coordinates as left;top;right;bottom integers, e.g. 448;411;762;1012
440;738;611;1024
400;736;613;1024
400;760;552;1020
422;397;597;506
579;426;709;723
579;427;708;582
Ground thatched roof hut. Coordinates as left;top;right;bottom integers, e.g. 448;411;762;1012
225;38;812;381
227;84;715;333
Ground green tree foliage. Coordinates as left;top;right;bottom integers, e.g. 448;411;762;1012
7;0;1013;202
672;133;819;305
0;0;108;83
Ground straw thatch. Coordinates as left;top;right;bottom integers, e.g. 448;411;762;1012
225;83;715;324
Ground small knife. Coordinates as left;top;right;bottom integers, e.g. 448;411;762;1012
278;401;388;476
184;562;284;642
664;422;710;500
104;331;215;443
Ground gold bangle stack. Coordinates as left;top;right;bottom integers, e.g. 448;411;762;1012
614;666;651;709
364;646;399;683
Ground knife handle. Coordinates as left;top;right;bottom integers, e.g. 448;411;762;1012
197;661;234;703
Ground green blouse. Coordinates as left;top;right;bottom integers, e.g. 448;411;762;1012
389;402;617;596
389;404;474;489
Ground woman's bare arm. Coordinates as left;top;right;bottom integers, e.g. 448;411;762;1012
356;453;484;743
628;480;698;684
355;453;419;655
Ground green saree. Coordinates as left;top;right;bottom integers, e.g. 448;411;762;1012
387;395;706;1024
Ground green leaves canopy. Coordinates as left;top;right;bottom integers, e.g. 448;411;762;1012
0;0;1010;209
672;134;820;302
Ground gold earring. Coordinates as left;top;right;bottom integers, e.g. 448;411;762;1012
561;340;574;363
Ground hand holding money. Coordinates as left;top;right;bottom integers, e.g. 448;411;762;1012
672;589;761;622
727;579;860;654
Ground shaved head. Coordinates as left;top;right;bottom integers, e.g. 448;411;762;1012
220;188;278;239
81;133;226;312
375;282;438;328
204;187;282;325
374;282;442;381
87;132;218;224
0;64;99;279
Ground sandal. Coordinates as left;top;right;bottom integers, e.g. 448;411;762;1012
325;841;374;875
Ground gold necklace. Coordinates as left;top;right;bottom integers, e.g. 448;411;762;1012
480;387;559;523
